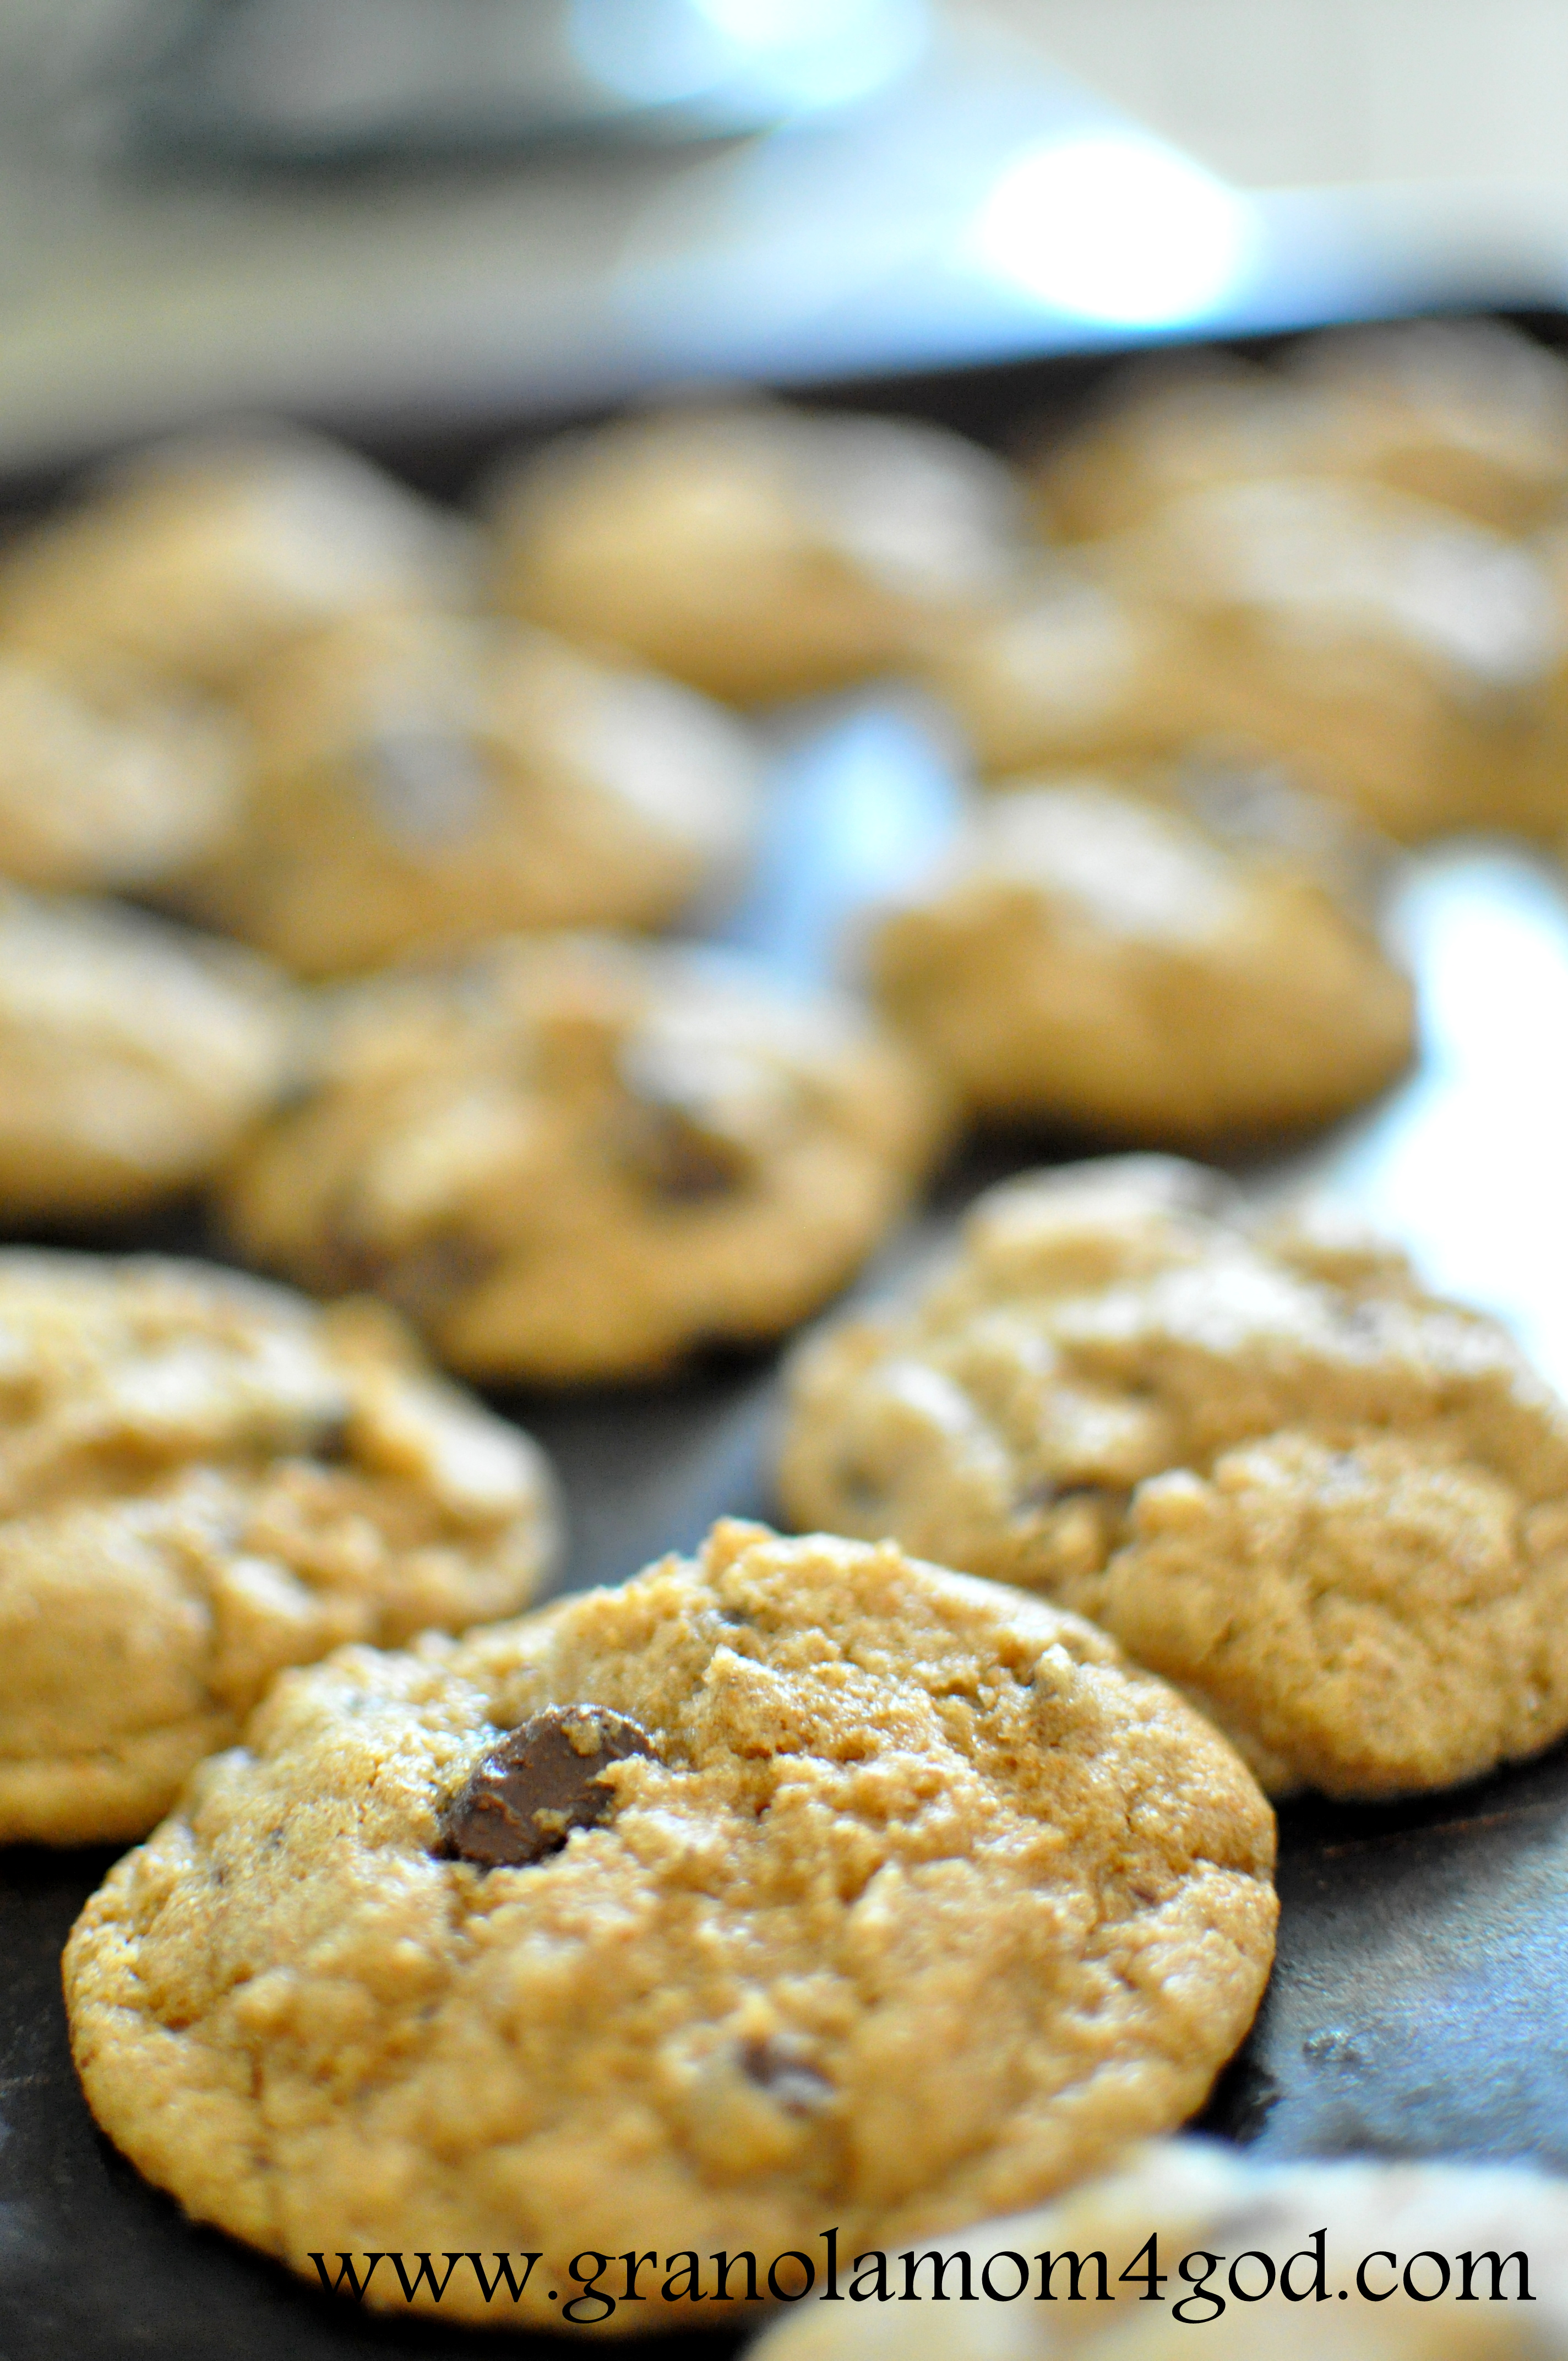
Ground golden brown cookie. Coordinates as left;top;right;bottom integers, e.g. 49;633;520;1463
0;429;472;695
1290;314;1568;532
491;401;1027;705
173;609;760;975
1036;323;1568;545
1033;353;1332;543
0;1253;558;1843
0;888;297;1221
0;653;239;894
778;1156;1568;1799
747;2137;1568;2360
222;932;951;1381
63;1520;1277;2328
924;557;1217;780
868;771;1413;1144
1099;475;1560;841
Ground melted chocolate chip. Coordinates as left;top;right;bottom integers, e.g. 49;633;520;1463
739;2034;834;2118
618;1101;752;1204
436;1705;657;1868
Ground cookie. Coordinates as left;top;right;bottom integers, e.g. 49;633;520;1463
1033;353;1333;543
867;771;1413;1144
0;888;297;1221
0;652;239;894
62;1520;1277;2327
778;1156;1568;1799
747;2137;1568;2360
221;932;951;1381
1290;314;1568;533
0;1254;557;1844
1035;322;1568;544
1100;475;1560;841
174;610;760;975
0;429;473;696
924;557;1217;780
491;401;1026;706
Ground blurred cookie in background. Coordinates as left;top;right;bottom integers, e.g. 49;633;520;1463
1032;352;1333;543
0;654;239;894
778;1155;1568;1800
868;769;1414;1146
0;888;297;1221
1289;313;1568;533
745;2137;1568;2361
173;611;761;975
1035;318;1568;544
490;401;1029;706
924;557;1216;780
0;429;475;697
1101;474;1561;840
222;932;951;1383
0;1255;559;1845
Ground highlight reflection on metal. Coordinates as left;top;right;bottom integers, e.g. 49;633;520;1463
1309;845;1568;1396
971;131;1257;329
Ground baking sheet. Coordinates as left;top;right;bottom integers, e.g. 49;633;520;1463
7;395;1568;2359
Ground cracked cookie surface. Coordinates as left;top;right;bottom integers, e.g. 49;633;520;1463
63;1520;1276;2329
778;1156;1568;1798
0;1252;557;1843
222;932;950;1382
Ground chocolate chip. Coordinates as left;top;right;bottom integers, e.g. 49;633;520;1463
739;2034;834;2118
615;1041;756;1204
436;1705;657;1868
617;1101;752;1204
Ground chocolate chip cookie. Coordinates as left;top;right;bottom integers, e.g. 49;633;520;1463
63;1520;1277;2326
868;772;1413;1144
221;932;951;1382
175;610;760;974
0;429;473;696
779;1156;1568;1799
491;401;1027;706
0;1253;558;1844
0;888;297;1221
748;2137;1568;2360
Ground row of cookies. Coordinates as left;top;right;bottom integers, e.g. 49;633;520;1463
43;1144;1568;2334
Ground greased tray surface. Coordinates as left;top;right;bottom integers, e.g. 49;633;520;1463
7;355;1568;2360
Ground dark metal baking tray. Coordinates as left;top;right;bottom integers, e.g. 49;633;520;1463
6;328;1568;2360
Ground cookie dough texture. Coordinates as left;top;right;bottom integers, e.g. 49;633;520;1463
0;654;239;894
778;1156;1568;1799
176;611;760;974
223;932;950;1381
0;1254;557;1844
0;889;297;1220
748;2137;1568;2361
868;775;1413;1144
63;1521;1277;2329
0;431;473;695
491;402;1027;706
1101;476;1560;842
